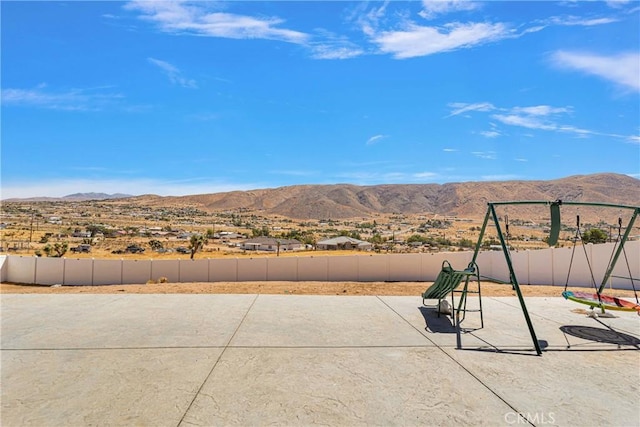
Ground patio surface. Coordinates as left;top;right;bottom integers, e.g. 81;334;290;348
2;294;639;426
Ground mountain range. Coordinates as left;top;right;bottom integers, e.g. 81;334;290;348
125;173;639;220
4;174;638;221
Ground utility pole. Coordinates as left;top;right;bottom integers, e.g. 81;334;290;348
29;210;35;247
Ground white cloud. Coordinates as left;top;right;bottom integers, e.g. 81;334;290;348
479;130;501;138
492;114;556;131
443;148;459;152
1;86;123;111
606;0;632;8
419;0;481;20
546;15;619;26
511;105;572;116
413;171;438;179
472;151;497;160
448;102;599;138
372;22;513;59
447;102;495;117
125;1;309;44
148;57;197;88
625;135;640;144
310;43;364;60
550;51;640;92
366;134;388;145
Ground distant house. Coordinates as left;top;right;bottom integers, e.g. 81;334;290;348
215;232;245;241
316;236;372;251
241;237;303;252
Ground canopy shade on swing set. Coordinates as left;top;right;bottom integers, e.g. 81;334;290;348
470;200;640;355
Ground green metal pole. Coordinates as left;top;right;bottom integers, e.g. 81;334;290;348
598;207;639;294
490;203;542;355
471;207;492;266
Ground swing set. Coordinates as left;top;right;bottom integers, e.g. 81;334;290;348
426;200;639;355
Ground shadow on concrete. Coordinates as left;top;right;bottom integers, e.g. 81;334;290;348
419;306;456;333
560;324;640;348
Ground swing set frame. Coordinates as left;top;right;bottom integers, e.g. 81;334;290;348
471;200;639;355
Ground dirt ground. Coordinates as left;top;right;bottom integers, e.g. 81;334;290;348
2;281;639;299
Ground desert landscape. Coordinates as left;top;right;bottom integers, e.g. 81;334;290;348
2;173;639;296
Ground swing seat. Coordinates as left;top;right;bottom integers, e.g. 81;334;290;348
562;291;640;314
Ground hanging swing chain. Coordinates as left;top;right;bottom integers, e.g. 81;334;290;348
563;220;579;292
564;214;601;303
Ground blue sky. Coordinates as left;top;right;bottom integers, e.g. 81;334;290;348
2;1;639;199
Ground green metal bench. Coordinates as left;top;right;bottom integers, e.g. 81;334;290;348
422;260;483;327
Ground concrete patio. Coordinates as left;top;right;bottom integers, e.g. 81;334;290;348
2;294;639;426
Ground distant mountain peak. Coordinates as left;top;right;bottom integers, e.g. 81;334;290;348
63;193;133;201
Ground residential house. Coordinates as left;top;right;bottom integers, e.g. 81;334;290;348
316;236;372;251
241;237;303;252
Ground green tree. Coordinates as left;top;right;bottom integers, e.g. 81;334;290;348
189;234;207;259
369;233;384;244
407;234;427;244
252;226;270;237
582;228;607;244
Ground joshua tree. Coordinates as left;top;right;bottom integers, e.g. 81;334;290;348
43;242;68;257
189;234;207;259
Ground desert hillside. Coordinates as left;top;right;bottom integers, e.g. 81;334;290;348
121;173;639;220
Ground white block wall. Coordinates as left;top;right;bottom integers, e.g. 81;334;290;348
358;255;388;281
35;256;64;285
210;258;238;282
63;258;94;286
0;255;6;283
179;259;209;282
266;257;298;281
237;258;268;281
93;259;123;285
122;259;152;284
151;259;180;283
298;256;328;281
2;240;638;290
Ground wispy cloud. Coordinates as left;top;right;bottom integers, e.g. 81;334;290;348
472;151;497;160
550;51;640;92
448;102;605;139
545;15;619;26
479;130;501;138
418;0;481;20
148;57;197;88
491;109;593;137
511;105;572;116
125;1;309;44
372;22;513;59
443;148;458;152
447;102;495;117
366;134;388;145
310;41;364;60
1;85;124;111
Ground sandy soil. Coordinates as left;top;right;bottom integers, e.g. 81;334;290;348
2;281;639;299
